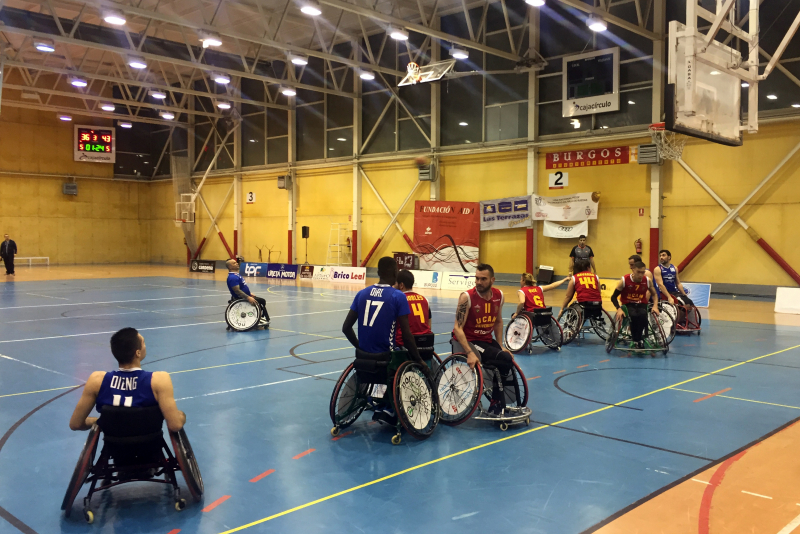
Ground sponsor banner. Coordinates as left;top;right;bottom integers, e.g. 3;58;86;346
414;201;480;272
776;288;800;315
480;196;532;231
543;220;589;239
299;265;314;279
441;271;476;291
312;265;332;281
532;192;599;221
266;263;298;280
681;283;711;308
240;262;268;277
409;270;442;290
545;146;630;170
190;260;215;273
599;278;619;300
330;266;367;284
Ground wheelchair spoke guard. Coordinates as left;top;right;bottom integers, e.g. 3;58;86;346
61;425;100;516
536;317;563;350
329;363;369;430
393;361;439;440
225;299;261;332
504;316;533;353
434;355;482;426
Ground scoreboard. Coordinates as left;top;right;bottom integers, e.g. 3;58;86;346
562;47;620;118
74;125;116;163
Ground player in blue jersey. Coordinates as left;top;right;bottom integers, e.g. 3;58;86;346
342;257;425;425
226;258;270;329
69;328;186;432
653;250;694;307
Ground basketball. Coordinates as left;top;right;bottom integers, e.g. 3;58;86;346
414;156;430;167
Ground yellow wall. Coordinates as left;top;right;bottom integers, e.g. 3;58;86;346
296;167;351;266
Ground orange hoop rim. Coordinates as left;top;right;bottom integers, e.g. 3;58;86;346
649;122;666;131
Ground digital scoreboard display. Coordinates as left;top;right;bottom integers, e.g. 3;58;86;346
562;47;620;118
73;125;116;163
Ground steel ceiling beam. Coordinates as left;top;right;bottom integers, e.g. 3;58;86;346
2;99;184;125
555;0;660;40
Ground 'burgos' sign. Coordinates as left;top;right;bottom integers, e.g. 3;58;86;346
330;267;367;284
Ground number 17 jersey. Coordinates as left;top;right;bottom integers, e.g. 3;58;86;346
350;284;411;353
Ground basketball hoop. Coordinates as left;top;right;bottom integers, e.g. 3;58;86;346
406;62;421;84
649;122;687;161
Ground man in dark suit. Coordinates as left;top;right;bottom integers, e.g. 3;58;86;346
1;234;17;276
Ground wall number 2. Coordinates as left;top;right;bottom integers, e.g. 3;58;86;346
548;171;569;189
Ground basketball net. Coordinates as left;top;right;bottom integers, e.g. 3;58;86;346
649;122;687;161
406;62;422;84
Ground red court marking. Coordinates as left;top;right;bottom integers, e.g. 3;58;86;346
202;495;231;512
368;421;377;425
698;451;747;534
293;448;315;459
167;530;181;534
694;388;732;403
331;431;353;441
553;370;566;374
527;376;541;380
599;359;610;363
577;364;589;368
707;342;717;345
249;469;275;483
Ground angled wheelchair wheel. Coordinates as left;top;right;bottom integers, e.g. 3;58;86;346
651;302;677;344
605;316;621;354
225;299;261;332
504;315;533;353
170;429;204;502
62;425;100;516
393;361;439;440
590;309;615;341
558;305;582;345
434;354;482;426
504;361;529;408
329;363;369;430
644;315;669;355
536;317;563;350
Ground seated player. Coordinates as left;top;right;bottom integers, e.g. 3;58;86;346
394;269;434;359
226;258;270;329
341;257;425;425
69;327;186;433
557;258;601;320
451;263;514;416
512;272;567;319
610;261;658;349
653;249;695;308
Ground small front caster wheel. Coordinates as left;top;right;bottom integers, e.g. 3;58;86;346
331;427;340;437
526;417;530;426
499;422;509;431
175;499;186;511
84;511;94;524
391;434;401;445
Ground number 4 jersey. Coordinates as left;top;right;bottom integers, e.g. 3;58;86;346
396;291;433;346
350;284;411;353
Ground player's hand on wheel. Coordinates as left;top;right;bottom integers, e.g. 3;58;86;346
247;296;257;305
466;351;479;369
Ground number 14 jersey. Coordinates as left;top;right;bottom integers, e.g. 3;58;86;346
350;284;411;353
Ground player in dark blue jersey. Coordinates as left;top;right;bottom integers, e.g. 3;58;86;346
69;328;185;433
226;258;270;329
654;249;694;307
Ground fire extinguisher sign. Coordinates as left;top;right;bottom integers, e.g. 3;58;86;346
638;208;644;216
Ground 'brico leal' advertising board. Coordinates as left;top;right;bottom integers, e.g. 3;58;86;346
329;267;367;284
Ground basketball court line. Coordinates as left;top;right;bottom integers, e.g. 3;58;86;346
216;343;800;534
175;371;342;401
0;354;80;380
669;388;800;410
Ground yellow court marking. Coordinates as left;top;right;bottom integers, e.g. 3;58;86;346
0;385;81;399
670;387;800;410
218;343;800;534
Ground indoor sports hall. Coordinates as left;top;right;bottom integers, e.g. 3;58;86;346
2;0;800;533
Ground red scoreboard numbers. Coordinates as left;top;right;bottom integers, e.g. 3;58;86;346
74;125;116;163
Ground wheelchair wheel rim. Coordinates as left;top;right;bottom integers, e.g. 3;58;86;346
435;356;481;426
225;300;260;331
172;429;204;500
559;306;582;344
590;309;614;340
504;316;532;353
61;425;100;513
394;362;438;438
329;365;368;428
536;318;562;349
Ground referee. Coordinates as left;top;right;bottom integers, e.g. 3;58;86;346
568;234;596;275
1;234;17;276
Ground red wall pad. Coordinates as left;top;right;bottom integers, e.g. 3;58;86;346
233;230;238;257
352;230;358;267
192;238;207;261
218;232;235;260
748;226;800;285
678;235;713;273
649;228;659;270
361;239;382;267
287;230;293;265
526;229;534;274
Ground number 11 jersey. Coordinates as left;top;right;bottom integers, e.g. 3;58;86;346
350;284;411;353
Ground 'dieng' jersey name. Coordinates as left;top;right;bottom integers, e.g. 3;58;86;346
109;375;139;391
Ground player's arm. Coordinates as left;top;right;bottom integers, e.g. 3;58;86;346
397;315;423;364
69;372;105;431
452;293;479;369
653;267;674;304
568;256;575;275
231;284;256;305
647;277;659;308
541;277;569;292
675;270;689;297
610;279;625;321
151;372;186;432
341;309;359;349
513;290;525;318
493;291;506;347
558;278;576;318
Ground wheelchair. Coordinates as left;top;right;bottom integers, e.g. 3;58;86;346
329;335;441;445
434;352;531;431
558;301;615;345
225;298;262;331
671;297;702;335
504;307;563;353
650;301;677;344
61;405;203;523
605;305;669;356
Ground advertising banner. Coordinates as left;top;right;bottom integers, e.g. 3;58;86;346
441;271;476;291
599;278;619;300
266;263;298;280
543;220;589;239
681;283;711;308
414;201;480;272
190;260;215;273
312;266;332;281
330;266;367;284
545;146;630;170
240;262;268;277
409;270;442;290
480;196;532;231
531;192;599;221
299;265;314;279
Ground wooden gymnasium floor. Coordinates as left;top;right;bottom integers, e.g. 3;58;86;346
1;264;799;534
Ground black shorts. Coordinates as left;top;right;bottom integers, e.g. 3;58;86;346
671;293;695;308
450;338;513;375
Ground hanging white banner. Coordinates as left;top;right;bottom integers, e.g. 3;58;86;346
531;192;599;221
479;196;532;230
543;220;589;239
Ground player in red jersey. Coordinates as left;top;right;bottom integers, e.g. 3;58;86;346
452;263;514;415
557;258;601;319
512;272;567;318
395;270;433;347
610;260;658;349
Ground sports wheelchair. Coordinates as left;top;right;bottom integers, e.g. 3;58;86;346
669;297;702;335
558;301;615;345
650;301;677;344
605;305;669;356
504;308;563;353
329;334;441;445
434;353;530;431
61;406;203;523
225;298;264;331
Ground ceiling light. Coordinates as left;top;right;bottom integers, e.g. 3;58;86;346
628;100;635;104
329;148;335;151
199;32;222;48
119;121;133;128
587;17;607;32
525;0;545;5
128;56;147;69
337;137;347;141
69;76;88;88
58;114;72;121
388;26;409;41
34;39;55;53
249;139;256;142
449;47;469;60
103;9;126;25
213;73;231;85
289;53;309;66
767;94;778;100
710;70;721;76
299;0;322;16
571;119;581;129
216;100;232;110
459;121;468;126
793;104;800;108
741;82;750;88
281;87;297;97
601;125;609;129
160;111;175;120
359;70;375;81
149;90;167;100
101;102;115;112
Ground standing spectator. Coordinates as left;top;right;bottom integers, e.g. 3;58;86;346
1;234;17;277
568;235;595;275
